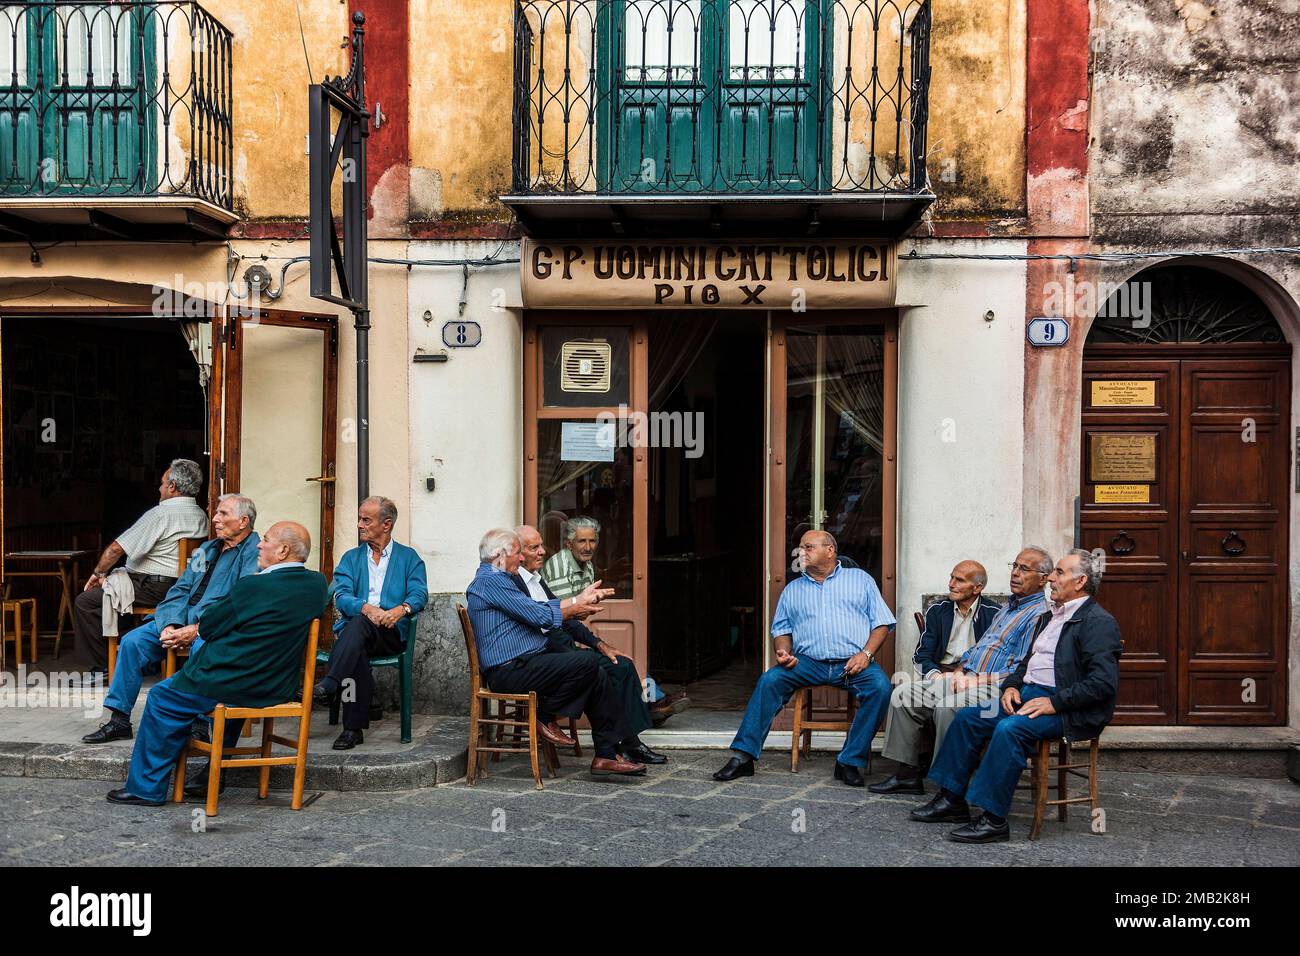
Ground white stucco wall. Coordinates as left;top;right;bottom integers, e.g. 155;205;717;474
406;240;523;593
894;238;1030;670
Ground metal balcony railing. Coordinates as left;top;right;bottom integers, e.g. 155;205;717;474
0;2;232;209
510;0;931;197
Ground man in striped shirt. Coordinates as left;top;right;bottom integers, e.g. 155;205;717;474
713;530;896;787
466;528;650;776
541;516;599;600
869;547;1052;795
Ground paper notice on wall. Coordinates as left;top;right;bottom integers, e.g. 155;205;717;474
560;421;616;462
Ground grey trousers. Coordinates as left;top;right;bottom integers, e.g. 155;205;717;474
880;677;1001;767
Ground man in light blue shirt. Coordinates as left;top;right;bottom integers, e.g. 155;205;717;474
714;530;896;787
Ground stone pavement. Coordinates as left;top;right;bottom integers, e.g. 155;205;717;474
2;750;1297;866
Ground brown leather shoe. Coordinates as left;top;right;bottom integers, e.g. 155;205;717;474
590;756;647;776
537;721;577;748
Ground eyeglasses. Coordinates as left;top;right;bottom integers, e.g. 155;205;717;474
1007;562;1041;574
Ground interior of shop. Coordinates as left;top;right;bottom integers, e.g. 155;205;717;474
1;314;207;671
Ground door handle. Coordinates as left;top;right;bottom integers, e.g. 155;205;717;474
306;475;337;483
1221;530;1246;556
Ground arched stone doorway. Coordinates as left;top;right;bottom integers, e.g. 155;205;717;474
1080;265;1289;725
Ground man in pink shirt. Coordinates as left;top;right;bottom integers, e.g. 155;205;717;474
910;549;1122;843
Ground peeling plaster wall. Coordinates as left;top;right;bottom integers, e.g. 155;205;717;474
1090;0;1300;245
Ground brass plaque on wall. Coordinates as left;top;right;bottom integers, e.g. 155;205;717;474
1091;380;1156;407
1089;433;1157;482
1094;484;1150;504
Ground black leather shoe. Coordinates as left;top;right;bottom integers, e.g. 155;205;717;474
183;764;227;799
618;742;668;765
82;717;132;744
106;788;164;807
868;771;926;795
332;729;364;750
949;813;1011;844
712;755;755;781
833;762;866;787
910;792;971;823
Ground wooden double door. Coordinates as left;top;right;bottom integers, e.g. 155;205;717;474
1080;345;1290;725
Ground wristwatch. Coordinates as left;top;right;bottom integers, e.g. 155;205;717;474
399;603;413;617
862;649;875;664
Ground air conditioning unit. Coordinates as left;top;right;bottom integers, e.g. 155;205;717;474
560;340;612;393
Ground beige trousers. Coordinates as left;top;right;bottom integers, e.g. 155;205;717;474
880;676;1001;767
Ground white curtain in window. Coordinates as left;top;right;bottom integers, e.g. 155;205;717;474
0;5;28;85
729;0;802;79
624;0;701;81
57;4;132;86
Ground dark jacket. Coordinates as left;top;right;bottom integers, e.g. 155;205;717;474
510;572;599;649
913;596;1002;676
171;565;330;708
1002;597;1123;741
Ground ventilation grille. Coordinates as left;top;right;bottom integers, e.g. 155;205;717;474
560;341;612;393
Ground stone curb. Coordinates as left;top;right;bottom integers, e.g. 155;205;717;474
0;717;472;792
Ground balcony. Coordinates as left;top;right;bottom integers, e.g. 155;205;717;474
503;0;932;239
0;2;234;242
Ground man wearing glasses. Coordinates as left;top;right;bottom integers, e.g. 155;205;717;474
870;548;1053;795
713;529;895;787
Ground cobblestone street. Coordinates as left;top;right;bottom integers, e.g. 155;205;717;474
3;751;1297;867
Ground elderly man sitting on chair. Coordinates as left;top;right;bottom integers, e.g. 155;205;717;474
312;496;428;751
713;530;895;787
81;494;261;745
107;522;329;806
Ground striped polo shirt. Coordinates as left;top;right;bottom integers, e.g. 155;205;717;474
770;562;896;662
958;590;1049;678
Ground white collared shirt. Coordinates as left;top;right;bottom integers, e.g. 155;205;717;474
1023;596;1089;687
939;599;978;666
260;561;305;574
367;540;393;605
518;566;550;603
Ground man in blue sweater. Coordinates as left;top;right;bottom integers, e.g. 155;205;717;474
313;496;428;750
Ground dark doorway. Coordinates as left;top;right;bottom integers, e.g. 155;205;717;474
2;314;207;662
647;313;764;711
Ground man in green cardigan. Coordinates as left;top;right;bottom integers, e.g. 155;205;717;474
107;521;329;806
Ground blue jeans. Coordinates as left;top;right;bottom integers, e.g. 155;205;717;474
125;677;219;801
927;683;1064;818
104;620;168;718
730;656;891;768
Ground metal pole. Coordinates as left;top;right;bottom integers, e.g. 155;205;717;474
356;306;370;500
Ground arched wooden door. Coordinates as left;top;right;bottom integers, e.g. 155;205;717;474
1080;267;1290;725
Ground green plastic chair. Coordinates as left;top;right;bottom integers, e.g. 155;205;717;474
316;636;414;744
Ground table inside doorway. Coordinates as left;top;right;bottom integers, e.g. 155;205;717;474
3;550;94;657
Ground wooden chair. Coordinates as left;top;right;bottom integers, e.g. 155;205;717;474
108;537;206;682
2;598;37;668
790;686;859;773
457;604;558;790
1026;735;1102;841
171;619;321;817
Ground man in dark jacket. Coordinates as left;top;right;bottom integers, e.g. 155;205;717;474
911;561;1002;679
107;521;329;806
911;549;1122;843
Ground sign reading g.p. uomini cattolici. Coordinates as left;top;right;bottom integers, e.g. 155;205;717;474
521;238;897;309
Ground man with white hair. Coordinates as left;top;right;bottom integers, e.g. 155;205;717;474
543;516;600;600
313;495;428;750
72;459;209;682
81;493;261;745
466;528;648;776
108;521;328;806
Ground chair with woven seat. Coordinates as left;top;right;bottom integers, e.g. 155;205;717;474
172;619;321;817
3;598;37;668
108;537;206;682
1024;735;1103;841
790;686;859;773
457;604;559;790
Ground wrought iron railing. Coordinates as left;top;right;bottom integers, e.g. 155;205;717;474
510;0;931;196
0;2;232;208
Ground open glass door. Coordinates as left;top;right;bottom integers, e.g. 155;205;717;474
220;310;339;576
524;315;649;671
768;313;896;672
